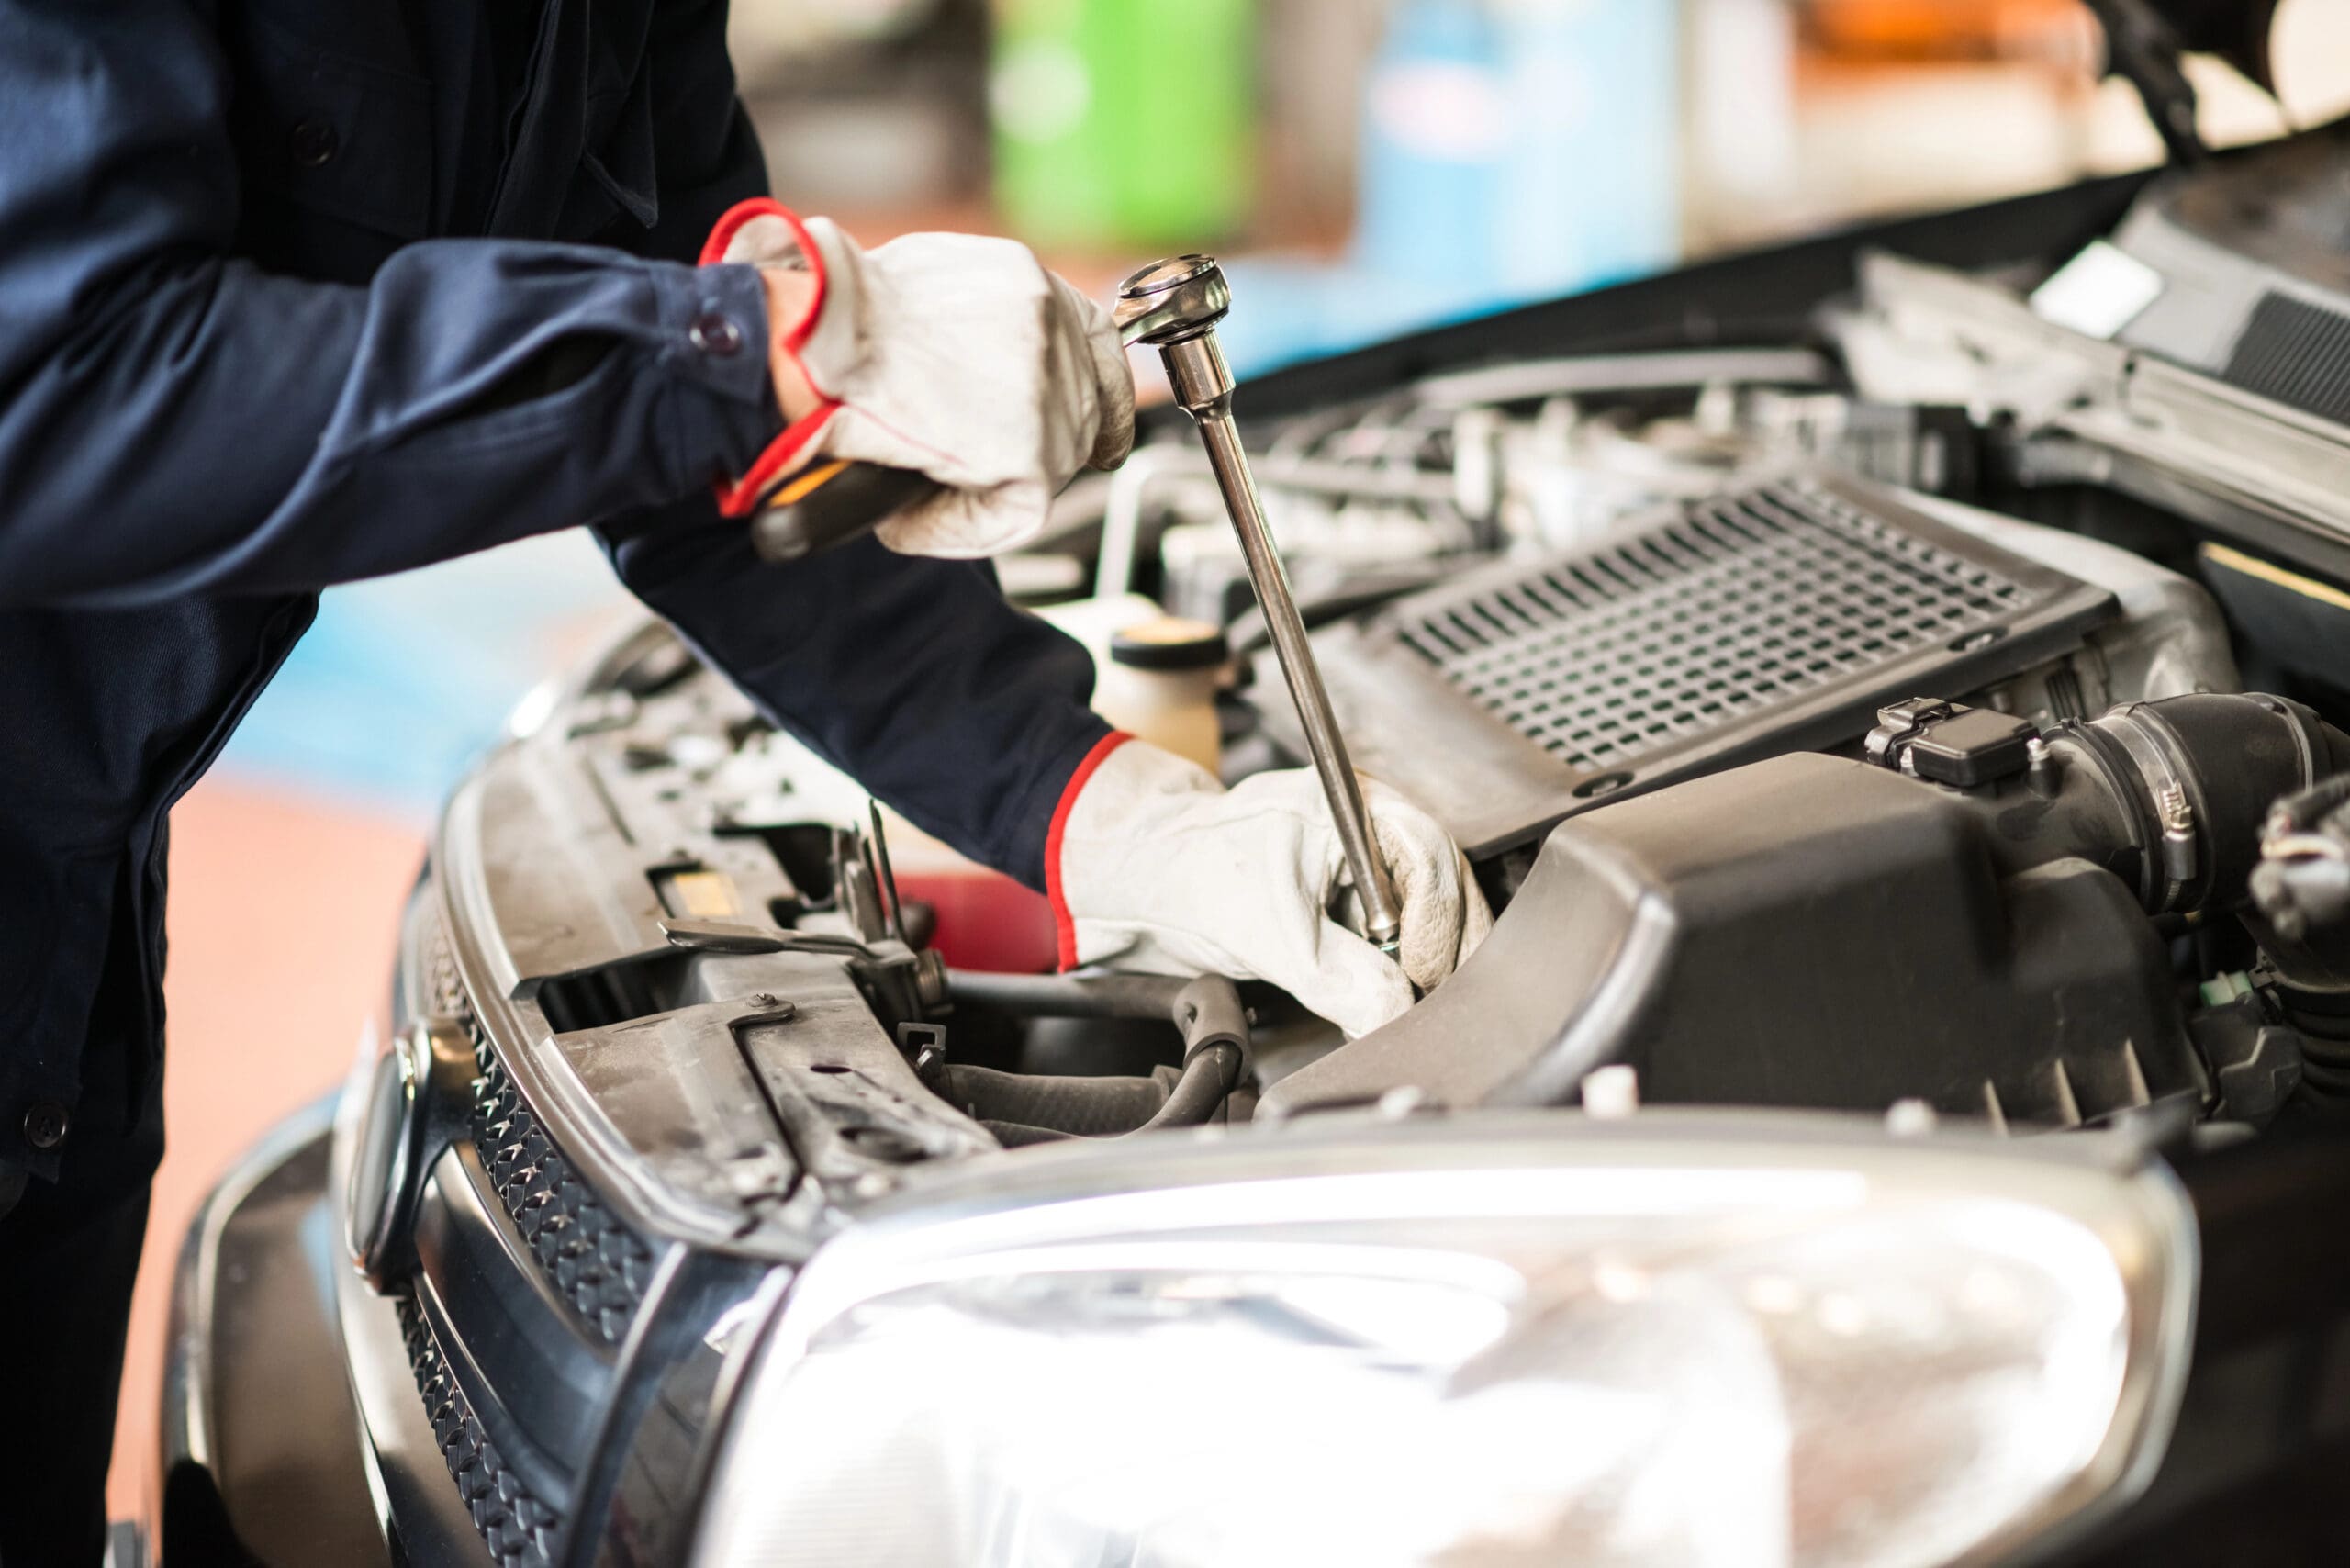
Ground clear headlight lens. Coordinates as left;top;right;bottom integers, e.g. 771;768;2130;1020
692;1116;2193;1568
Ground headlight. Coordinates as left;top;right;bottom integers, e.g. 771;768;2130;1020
691;1114;2193;1568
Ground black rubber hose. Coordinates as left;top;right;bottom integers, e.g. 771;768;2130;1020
1169;975;1249;1062
1138;1042;1243;1131
1136;978;1249;1130
945;970;1249;1063
942;1062;1181;1137
943;970;1250;1132
1958;698;2350;916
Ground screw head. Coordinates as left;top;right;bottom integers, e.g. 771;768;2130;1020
1118;254;1217;297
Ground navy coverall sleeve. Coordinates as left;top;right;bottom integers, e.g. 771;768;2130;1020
596;0;1113;890
0;0;1113;887
606;521;1111;891
0;0;784;607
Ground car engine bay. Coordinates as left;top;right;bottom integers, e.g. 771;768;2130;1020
239;112;2350;1568
412;123;2350;1255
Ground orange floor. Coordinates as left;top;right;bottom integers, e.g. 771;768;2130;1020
106;778;430;1524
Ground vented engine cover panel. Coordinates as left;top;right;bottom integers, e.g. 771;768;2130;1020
1283;472;2115;856
2221;292;2350;427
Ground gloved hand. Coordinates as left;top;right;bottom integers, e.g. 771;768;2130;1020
701;198;1136;557
1050;737;1493;1040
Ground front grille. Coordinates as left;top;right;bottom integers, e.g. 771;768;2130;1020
398;1291;563;1568
427;926;655;1345
2221;292;2350;426
1404;478;2034;771
467;1044;655;1345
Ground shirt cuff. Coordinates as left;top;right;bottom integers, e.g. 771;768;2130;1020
643;258;787;499
699;197;844;519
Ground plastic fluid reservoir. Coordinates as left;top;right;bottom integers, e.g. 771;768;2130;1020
1036;591;1165;663
1099;617;1230;775
1037;596;1229;774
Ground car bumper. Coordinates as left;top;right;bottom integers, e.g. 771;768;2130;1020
173;1102;2350;1568
158;1098;484;1567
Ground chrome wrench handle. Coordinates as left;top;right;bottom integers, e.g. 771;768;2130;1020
1114;257;1405;958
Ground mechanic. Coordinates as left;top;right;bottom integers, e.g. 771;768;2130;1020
0;1;1487;1557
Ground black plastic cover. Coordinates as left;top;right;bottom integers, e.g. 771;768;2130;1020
1284;472;2115;857
1259;752;2205;1125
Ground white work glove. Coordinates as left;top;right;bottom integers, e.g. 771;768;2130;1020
703;198;1136;556
1052;739;1493;1040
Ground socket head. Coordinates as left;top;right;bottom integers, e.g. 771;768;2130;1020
1115;255;1230;348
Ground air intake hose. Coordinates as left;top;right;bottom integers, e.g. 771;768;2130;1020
1938;693;2350;918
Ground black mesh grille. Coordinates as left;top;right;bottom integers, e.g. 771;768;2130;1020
426;918;654;1345
466;1038;655;1345
2221;292;2350;426
1402;478;2029;771
398;1291;562;1568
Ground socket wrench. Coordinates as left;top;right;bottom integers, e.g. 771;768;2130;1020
1116;255;1405;958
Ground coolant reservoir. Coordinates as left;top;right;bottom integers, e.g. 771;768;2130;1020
1035;592;1165;664
1037;595;1228;774
1098;617;1229;775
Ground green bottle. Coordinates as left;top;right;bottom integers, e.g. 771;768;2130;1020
990;0;1255;250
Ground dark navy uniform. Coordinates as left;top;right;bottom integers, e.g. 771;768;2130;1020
0;0;1106;1553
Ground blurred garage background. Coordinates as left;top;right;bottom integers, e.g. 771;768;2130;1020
115;0;2350;1516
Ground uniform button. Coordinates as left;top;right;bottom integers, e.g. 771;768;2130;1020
688;313;744;357
22;1102;68;1151
291;118;340;168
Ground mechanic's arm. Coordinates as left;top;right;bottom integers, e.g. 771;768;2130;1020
0;0;781;608
605;521;1113;882
601;6;1485;1037
584;6;1113;887
610;196;1485;1036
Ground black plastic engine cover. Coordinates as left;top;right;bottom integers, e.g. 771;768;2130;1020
1259;751;2205;1126
1276;472;2115;860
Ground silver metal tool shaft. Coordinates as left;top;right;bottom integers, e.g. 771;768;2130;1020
1115;256;1405;958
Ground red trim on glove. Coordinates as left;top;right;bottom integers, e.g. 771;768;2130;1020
1046;731;1135;972
700;198;845;520
713;408;838;520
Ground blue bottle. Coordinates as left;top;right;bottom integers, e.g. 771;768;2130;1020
1355;0;1510;298
1493;0;1681;299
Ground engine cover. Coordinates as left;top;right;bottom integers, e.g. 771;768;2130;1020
1259;751;2206;1126
1270;471;2115;858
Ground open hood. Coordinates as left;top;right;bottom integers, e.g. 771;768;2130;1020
2148;0;2282;90
2088;0;2282;162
